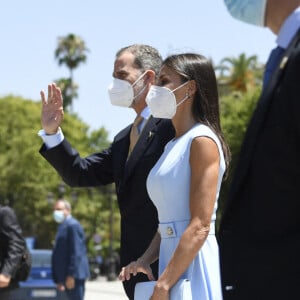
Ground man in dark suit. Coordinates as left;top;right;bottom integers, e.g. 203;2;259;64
52;199;90;300
0;206;26;300
39;44;174;299
219;1;300;299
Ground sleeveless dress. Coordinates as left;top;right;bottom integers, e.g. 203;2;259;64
146;123;224;300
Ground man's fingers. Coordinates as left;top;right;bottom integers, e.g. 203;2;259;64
42;83;63;106
54;84;63;103
40;90;46;104
47;84;53;101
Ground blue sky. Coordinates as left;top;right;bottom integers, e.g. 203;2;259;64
1;0;276;140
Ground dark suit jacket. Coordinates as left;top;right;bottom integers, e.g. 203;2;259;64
219;29;300;300
40;117;174;299
52;216;90;284
0;206;26;290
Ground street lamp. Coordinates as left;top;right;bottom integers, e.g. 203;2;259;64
46;192;55;205
46;182;77;205
58;182;66;198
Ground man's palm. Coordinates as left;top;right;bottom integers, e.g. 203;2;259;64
40;83;64;134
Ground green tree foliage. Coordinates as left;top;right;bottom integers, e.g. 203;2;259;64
216;53;263;95
217;87;262;228
0;96;119;257
0;96;50;235
214;53;265;229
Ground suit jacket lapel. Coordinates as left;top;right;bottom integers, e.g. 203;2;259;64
114;124;131;164
227;29;300;209
124;116;158;181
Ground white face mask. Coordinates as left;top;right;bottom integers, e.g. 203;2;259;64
224;0;267;27
107;72;147;107
146;81;190;119
53;210;65;223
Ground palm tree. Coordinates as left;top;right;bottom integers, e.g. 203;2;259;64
216;53;263;94
54;33;89;110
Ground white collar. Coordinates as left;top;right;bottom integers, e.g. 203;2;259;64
277;7;300;48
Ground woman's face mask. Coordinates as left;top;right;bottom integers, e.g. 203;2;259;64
107;71;147;107
146;81;190;119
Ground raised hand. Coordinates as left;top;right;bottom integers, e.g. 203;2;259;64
40;83;64;134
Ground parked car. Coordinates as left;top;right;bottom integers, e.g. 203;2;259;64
11;249;68;300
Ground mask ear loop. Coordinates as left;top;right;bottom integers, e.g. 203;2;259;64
173;81;191;107
172;80;190;93
132;84;148;101
132;71;148;87
176;94;190;107
131;71;149;106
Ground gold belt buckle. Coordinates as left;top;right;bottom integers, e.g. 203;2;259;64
166;226;174;236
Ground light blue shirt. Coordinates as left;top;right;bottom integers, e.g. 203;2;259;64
139;106;151;133
38;106;151;149
276;7;300;49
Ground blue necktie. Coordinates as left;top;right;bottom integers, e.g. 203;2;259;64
263;46;285;88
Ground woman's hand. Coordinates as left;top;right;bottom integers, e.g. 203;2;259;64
119;258;155;281
40;83;64;134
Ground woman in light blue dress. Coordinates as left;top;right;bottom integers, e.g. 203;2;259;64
119;53;230;300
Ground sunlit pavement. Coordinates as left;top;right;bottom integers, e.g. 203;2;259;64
85;277;128;300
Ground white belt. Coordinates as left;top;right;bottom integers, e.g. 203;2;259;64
159;220;215;239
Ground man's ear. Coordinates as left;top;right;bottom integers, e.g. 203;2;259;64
145;70;156;85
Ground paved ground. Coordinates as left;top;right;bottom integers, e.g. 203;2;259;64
85;277;128;300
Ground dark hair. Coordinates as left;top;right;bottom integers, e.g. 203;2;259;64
163;53;230;172
116;44;162;79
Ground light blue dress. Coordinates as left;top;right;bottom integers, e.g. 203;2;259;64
147;123;224;300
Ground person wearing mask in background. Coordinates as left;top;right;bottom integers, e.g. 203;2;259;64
120;53;230;300
0;205;27;300
52;199;90;300
38;44;175;299
219;1;300;299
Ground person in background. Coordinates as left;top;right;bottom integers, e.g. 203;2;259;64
52;199;90;300
0;205;26;300
38;44;175;299
119;53;230;300
219;1;300;299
